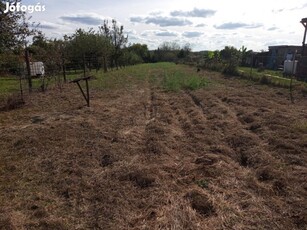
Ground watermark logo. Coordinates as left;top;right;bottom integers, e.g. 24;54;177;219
4;2;46;14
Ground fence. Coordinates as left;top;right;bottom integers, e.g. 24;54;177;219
0;52;104;111
1;52;307;111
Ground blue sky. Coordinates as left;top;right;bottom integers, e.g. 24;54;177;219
22;0;307;51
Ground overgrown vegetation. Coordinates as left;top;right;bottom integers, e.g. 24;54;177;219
89;63;208;92
162;69;208;91
199;46;244;75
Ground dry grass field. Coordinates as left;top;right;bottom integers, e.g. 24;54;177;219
0;63;306;229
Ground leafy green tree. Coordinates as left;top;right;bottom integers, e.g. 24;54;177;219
127;43;150;63
0;0;37;74
98;20;114;72
177;43;191;59
156;41;181;62
119;48;143;66
30;36;63;74
240;46;253;67
0;0;25;53
220;46;242;75
67;28;99;72
110;19;128;69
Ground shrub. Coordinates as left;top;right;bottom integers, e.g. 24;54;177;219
223;63;240;76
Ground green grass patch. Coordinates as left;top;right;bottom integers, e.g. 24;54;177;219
86;62;209;92
239;67;284;78
146;62;209;92
162;71;208;91
0;77;21;94
1;63;210;96
238;67;295;88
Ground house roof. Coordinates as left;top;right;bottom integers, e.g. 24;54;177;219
268;45;301;49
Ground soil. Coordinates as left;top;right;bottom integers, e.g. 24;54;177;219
0;66;306;229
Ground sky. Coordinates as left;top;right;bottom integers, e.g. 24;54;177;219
20;0;307;51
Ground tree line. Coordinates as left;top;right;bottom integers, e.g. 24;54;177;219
0;1;151;78
0;0;251;80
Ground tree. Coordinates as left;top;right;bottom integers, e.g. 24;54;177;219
1;0;23;53
159;41;180;51
0;0;38;92
68;28;97;72
178;43;191;59
220;46;242;75
127;43;150;63
62;20;128;73
32;37;63;72
99;19;130;71
98;20;114;72
240;46;253;67
155;41;181;62
110;19;128;69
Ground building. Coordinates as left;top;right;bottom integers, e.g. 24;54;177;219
267;45;302;70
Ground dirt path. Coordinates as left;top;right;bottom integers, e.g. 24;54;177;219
0;65;306;229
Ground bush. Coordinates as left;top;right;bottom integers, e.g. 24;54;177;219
223;63;240;76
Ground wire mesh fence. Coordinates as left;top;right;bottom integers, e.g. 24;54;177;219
1;52;307;111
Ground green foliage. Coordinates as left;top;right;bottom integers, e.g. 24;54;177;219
29;33;64;74
109;19;128;69
240;46;253;66
220;46;242;75
127;51;143;65
200;50;222;72
153;42;191;63
62;20;130;72
0;77;20;94
201;46;242;75
177;43;191;59
159;41;181;51
0;0;36;53
162;70;208;92
84;62;209;92
0;0;39;74
0;52;23;75
237;67;306;89
127;43;150;63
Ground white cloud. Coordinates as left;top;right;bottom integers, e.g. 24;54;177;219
214;22;263;30
182;31;203;38
170;8;216;18
130;15;193;27
60;13;105;25
25;0;304;51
